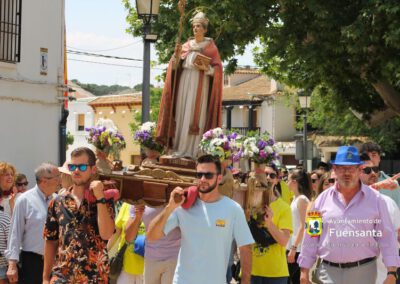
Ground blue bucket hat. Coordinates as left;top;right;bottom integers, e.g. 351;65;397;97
331;146;364;166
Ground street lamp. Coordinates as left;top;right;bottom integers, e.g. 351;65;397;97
299;93;311;171
135;0;160;123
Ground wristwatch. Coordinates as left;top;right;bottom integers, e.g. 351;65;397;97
387;271;398;280
95;198;106;204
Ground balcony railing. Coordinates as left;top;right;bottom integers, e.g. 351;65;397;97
0;0;22;63
230;127;261;136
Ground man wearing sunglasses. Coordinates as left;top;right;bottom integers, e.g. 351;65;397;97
43;147;115;284
147;155;254;284
360;155;400;284
361;142;400;208
5;163;60;284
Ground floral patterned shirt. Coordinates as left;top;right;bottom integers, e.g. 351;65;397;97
44;189;115;283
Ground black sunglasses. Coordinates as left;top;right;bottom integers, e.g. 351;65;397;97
195;172;217;179
362;167;379;175
311;178;319;183
68;164;89;172
265;173;277;179
16;182;28;186
328;178;336;184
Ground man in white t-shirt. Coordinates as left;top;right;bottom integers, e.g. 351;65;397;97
147;155;254;284
359;156;400;283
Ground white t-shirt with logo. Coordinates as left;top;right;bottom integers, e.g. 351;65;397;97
164;196;254;284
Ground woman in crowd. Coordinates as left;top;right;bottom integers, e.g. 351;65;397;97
0;207;10;284
129;205;181;284
316;172;335;197
0;162;17;215
112;203;145;284
309;170;323;197
14;173;29;200
264;164;293;205
251;164;293;284
286;169;312;284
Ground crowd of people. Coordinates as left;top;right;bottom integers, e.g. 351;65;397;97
0;142;399;284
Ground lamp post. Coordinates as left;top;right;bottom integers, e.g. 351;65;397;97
299;94;311;171
135;0;160;123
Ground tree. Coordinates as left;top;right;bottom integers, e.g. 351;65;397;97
72;79;133;96
133;83;155;92
305;86;400;153
122;0;400;123
129;87;163;133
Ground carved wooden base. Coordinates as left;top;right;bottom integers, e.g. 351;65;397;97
159;155;196;169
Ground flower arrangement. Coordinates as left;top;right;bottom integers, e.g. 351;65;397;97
239;132;280;165
85;119;126;158
199;128;242;161
133;122;164;153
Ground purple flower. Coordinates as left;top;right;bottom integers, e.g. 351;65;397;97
203;130;213;139
268;138;275;146
259;150;267;158
223;141;230;151
228;132;238;140
257;140;267;150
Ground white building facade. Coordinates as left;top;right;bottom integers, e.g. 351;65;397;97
0;0;66;183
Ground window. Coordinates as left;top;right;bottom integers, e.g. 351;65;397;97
77;114;85;131
0;0;22;63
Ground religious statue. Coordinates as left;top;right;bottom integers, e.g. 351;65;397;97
156;11;223;159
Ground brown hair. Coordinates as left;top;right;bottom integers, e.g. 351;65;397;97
71;147;96;166
290;169;313;200
16;173;27;183
316;172;331;197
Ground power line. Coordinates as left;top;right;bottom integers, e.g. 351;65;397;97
68;58;165;70
67;40;142;52
67;50;143;62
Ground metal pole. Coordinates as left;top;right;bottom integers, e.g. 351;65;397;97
141;23;151;123
303;111;308;172
59;107;69;166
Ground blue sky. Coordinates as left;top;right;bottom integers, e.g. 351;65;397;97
66;0;255;87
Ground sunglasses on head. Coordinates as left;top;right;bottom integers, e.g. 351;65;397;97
362;166;379;175
16;182;28;187
265;172;277;179
195;172;217;179
68;164;89;172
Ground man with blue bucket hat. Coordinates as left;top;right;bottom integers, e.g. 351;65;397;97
298;146;400;284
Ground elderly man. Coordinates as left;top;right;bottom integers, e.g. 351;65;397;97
359;154;400;284
43;147;115;283
5;163;60;284
147;155;254;284
298;146;400;284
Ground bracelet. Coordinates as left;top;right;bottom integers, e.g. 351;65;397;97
291;245;297;250
95;198;106;204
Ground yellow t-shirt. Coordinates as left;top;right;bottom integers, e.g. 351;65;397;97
115;202;145;275
251;198;293;277
279;181;294;205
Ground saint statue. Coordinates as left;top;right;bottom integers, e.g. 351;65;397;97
156;11;223;159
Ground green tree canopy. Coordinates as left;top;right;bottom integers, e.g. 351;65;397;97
122;0;400;122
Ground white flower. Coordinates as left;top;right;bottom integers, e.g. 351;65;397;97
244;149;254;157
96;118;118;132
265;146;274;154
213;127;223;137
141;121;155;132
